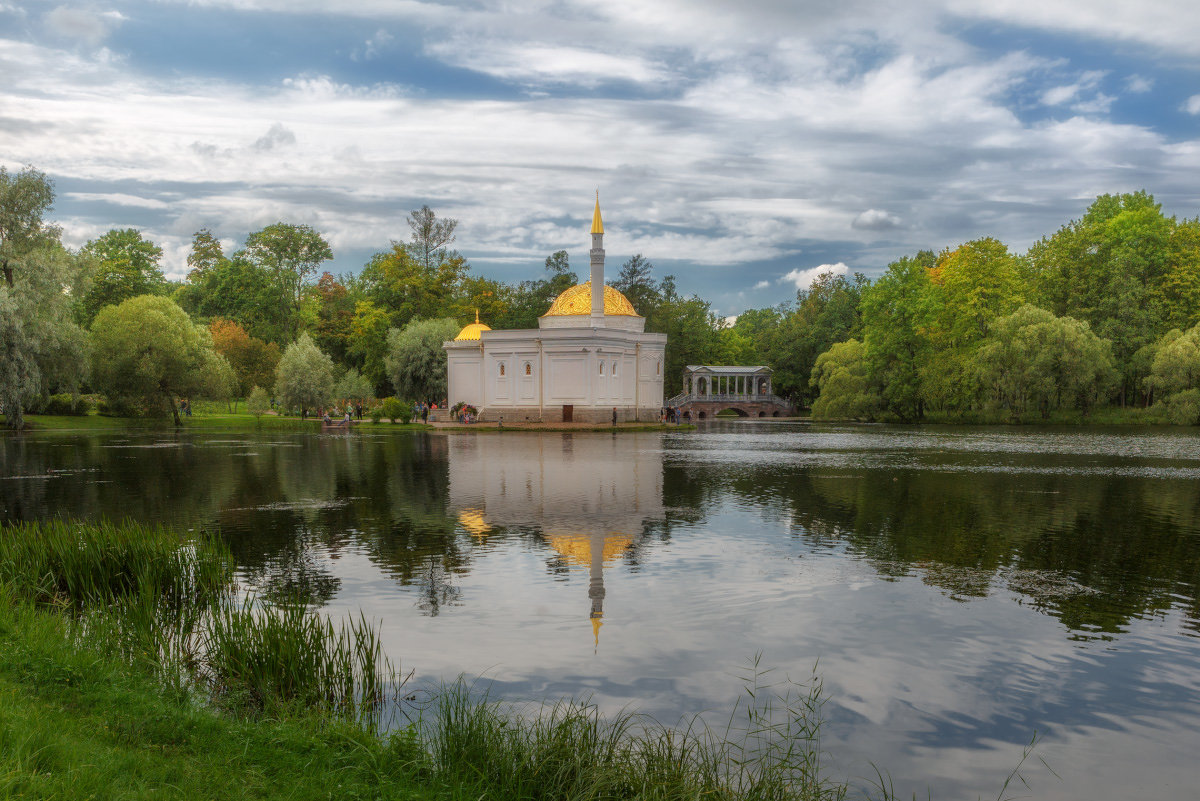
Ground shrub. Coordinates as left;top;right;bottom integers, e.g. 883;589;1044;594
379;397;410;424
369;406;382;424
247;386;271;418
1165;389;1200;426
40;393;90;416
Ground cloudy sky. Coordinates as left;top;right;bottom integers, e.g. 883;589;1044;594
3;0;1199;315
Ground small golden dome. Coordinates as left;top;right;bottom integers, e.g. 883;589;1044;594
542;282;639;317
454;311;491;341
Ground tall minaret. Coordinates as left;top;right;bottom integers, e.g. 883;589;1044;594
590;192;605;320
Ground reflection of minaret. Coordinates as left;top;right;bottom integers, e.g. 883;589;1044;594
589;532;606;648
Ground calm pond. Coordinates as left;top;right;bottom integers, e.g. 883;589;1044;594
3;422;1200;800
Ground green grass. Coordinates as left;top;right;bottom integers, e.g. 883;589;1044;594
0;519;911;800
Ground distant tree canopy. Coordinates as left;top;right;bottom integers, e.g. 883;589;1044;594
4;168;1199;426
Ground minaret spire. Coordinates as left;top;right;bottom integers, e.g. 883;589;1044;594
590;192;605;319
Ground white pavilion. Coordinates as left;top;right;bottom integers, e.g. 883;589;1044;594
444;197;666;423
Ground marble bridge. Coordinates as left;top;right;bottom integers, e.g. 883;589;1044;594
666;365;796;418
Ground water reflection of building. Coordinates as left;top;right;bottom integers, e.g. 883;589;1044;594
447;433;664;644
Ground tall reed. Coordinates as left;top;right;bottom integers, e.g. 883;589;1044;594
428;660;849;801
0;519;231;611
203;597;401;730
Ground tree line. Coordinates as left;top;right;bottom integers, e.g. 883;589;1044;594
3;164;1199;428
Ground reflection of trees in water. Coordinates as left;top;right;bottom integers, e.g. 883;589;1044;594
666;461;1200;636
413;557;463;616
0;432;239;526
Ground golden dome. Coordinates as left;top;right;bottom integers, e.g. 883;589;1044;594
454;311;491;341
542;282;639;317
546;533;634;566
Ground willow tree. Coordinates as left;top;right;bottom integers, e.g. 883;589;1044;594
274;333;335;416
91;295;230;425
384;317;459;403
0;168;88;429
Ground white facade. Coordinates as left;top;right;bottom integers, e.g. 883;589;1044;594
444;202;666;423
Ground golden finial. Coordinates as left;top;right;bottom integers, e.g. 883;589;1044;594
591;191;604;235
475;308;480;325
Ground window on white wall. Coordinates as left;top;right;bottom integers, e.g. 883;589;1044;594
599;362;605;375
499;363;505;377
524;362;531;376
612;361;618;376
656;361;661;375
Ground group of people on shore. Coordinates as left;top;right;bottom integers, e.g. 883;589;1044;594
660;406;689;424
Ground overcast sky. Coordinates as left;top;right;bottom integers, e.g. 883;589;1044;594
3;0;1199;315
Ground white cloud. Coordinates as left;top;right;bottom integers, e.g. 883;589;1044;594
1125;75;1153;93
43;6;125;46
753;279;770;289
253;122;297;151
852;209;901;231
781;263;849;291
353;28;394;61
1184;95;1200;115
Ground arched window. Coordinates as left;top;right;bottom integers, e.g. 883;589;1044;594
655;361;660;375
612;361;618;376
599;362;605;375
499;363;505;377
524;362;531;376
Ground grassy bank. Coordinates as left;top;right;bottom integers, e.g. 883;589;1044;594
3;412;432;433
0;519;885;801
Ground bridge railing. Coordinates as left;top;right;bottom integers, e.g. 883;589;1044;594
669;393;791;406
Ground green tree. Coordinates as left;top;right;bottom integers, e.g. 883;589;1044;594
0;165;60;290
1147;324;1200;397
79;228;166;325
384;318;459;403
500;251;577;329
209;318;281;398
1027;192;1175;404
244;223;333;340
177;250;285;343
312;272;357;362
810;339;881;419
611;254;660;319
347;300;393;393
360;239;470;330
0;244;89;429
406;205;458;271
335;367;374;403
971;305;1116;418
273;333;335;416
762;271;867;404
90;295;229;425
651;277;724;396
247;385;271;418
186;228;227;282
930;238;1024;346
860;252;936;421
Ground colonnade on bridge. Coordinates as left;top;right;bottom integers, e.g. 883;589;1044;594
674;365;775;403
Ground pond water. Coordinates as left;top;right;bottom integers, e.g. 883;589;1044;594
3;422;1200;800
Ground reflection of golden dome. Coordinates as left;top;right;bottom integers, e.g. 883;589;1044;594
458;509;489;537
454;311;492;341
546;533;633;566
542;282;639;317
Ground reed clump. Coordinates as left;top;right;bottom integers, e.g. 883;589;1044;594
204;599;399;729
428;662;847;801
0;519;231;611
